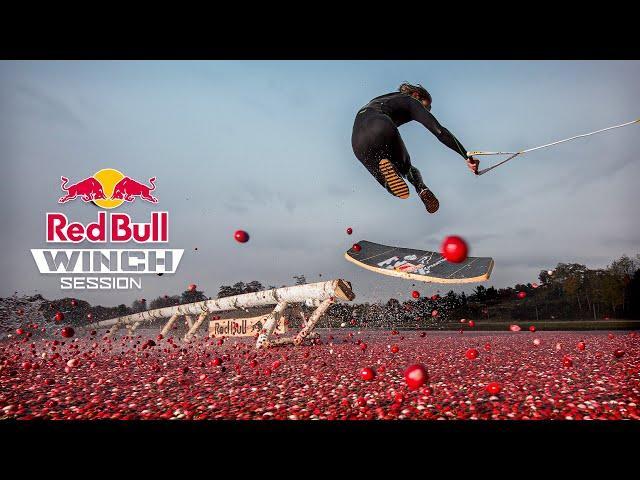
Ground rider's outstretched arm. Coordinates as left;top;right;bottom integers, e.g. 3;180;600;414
408;99;469;159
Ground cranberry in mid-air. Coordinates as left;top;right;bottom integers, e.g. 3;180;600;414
346;227;353;235
404;364;428;390
517;291;527;299
360;367;376;381
55;311;64;322
411;290;420;299
529;326;536;332
234;230;250;243
440;235;468;263
61;327;74;338
468;320;475;328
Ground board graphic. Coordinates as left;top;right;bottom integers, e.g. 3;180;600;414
345;240;493;283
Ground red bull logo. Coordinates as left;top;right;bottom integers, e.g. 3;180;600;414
32;168;182;291
57;169;158;208
111;176;158;203
59;176;107;203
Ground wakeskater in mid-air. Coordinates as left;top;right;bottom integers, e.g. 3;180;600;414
351;83;479;214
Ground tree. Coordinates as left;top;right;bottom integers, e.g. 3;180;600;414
538;270;552;285
245;281;264;293
472;286;487;301
150;295;180;309
181;289;207;304
607;255;639;314
131;299;147;313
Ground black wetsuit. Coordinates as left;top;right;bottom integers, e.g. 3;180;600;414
351;92;469;193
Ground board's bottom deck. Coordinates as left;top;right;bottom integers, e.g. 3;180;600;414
345;240;493;284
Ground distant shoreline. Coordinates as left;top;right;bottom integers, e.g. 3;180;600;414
324;319;640;331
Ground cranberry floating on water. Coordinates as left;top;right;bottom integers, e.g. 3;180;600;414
485;382;502;395
466;348;479;360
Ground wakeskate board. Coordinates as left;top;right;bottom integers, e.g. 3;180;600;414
345;240;493;284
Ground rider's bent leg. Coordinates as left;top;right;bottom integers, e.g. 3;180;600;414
406;165;427;193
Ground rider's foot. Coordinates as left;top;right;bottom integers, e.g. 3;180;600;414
419;188;439;214
379;159;409;199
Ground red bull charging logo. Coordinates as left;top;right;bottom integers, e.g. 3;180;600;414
58;168;158;208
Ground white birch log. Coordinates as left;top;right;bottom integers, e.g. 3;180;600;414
129;320;143;333
94;279;354;329
255;302;288;349
183;313;208;342
160;313;180;337
294;298;333;345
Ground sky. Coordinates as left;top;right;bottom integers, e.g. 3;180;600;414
0;60;638;306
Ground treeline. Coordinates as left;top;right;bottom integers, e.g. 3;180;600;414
27;254;640;329
324;254;640;327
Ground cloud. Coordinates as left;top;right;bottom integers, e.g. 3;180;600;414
12;83;84;130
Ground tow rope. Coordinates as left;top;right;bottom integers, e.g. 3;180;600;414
469;118;640;176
